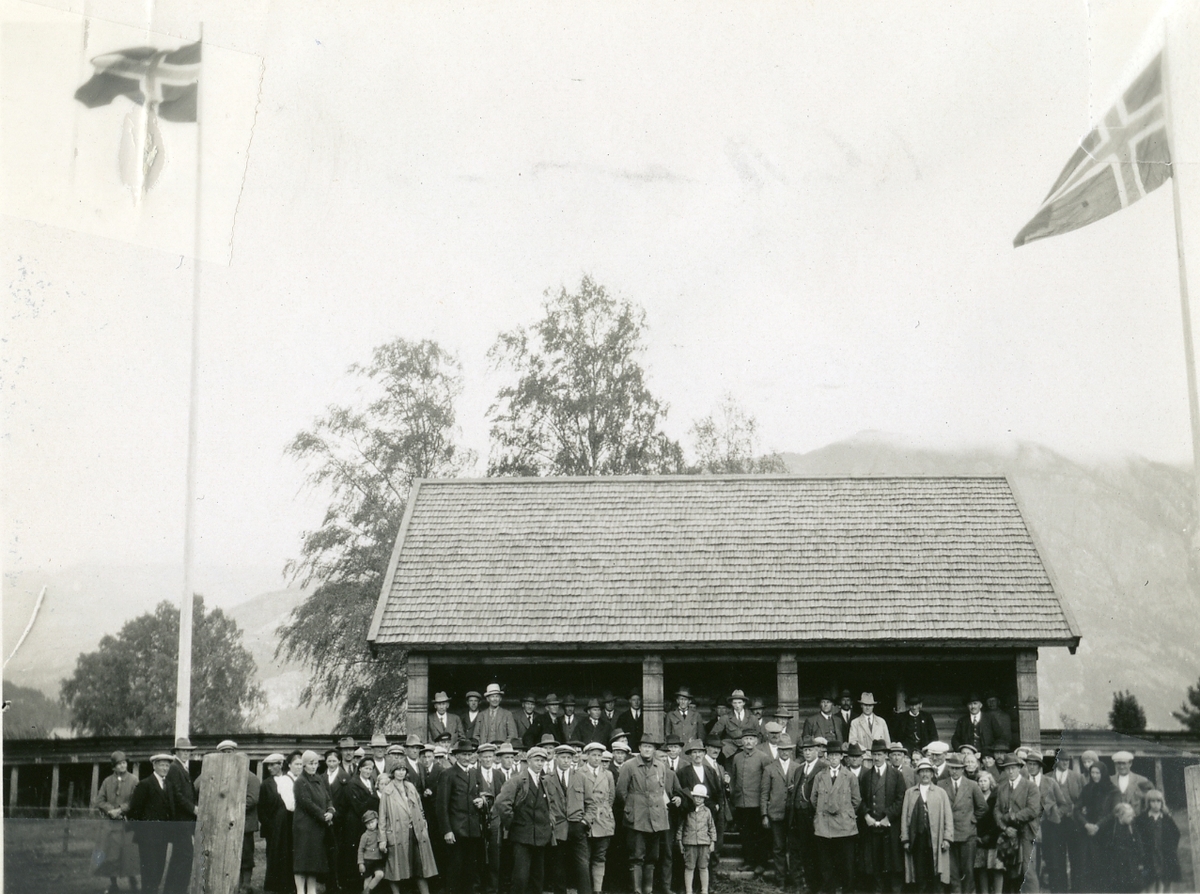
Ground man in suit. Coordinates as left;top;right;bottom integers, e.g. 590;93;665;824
811;742;862;894
478;684;520;746
896;695;939;756
533;694;564;746
983;694;1014;754
550;743;593;894
1026;749;1070;894
994;753;1042;893
338;736;359;776
710;689;757;762
791;737;829;894
952;694;990;754
890;743;916;788
660;737;687;893
515;694;541;748
495;746;563;894
581;698;614;748
430;691;464;743
559;696;584;745
665;688;705;746
438;739;486;894
462;690;484;742
1110;750;1152;816
369;734;389;778
730;732;770;875
163;737;197;894
848;693;891;755
803;692;842;748
403;734;432;801
860;739;906;894
474;743;505;894
937;753;989;893
602;691;620;727
615;691;645;750
757;721;784;761
760;735;803;889
128;753;175;894
677;739;726;872
833;691;856;746
1048;751;1085;894
616;734;683;894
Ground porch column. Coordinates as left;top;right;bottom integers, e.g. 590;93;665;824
1015;649;1040;745
90;763;100;806
8;766;18;815
407;654;429;742
643;654;664;743
49;764;60;818
776;652;799;724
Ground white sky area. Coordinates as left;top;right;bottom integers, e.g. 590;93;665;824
3;0;1200;582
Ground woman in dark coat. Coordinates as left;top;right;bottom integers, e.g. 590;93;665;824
336;758;381;892
1133;790;1181;892
1095;802;1144;893
258;753;298;894
1079;762;1118;893
293;750;335;894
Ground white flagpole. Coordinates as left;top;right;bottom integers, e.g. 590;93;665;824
1162;15;1200;567
174;25;203;741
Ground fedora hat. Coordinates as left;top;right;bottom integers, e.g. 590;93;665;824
800;737;818;749
915;757;934;772
521;692;537;704
870;739;889;753
610;728;629;741
601;690;616;703
586;697;601;709
777;735;795;750
888;742;908;753
405;734;423;748
173;736;195;750
729;689;747;703
452;739;476;754
544;693;561;705
641;732;664;747
484;683;504;697
944;753;965;769
844;743;862;758
996;753;1023;769
705;736;722;749
858;692;877;706
563;694;577;706
338;736;357;749
433;691;451;703
370;734;388;747
685;738;706;753
495;742;517;756
749;696;766;709
664;734;684;748
675;686;694;700
539;733;560;746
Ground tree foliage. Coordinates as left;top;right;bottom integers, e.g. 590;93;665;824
60;597;263;736
279;338;472;732
689;394;788;474
487;276;684;476
1172;677;1200;733
1109;690;1147;734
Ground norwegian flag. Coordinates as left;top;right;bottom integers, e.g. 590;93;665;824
75;39;201;122
1014;51;1171;247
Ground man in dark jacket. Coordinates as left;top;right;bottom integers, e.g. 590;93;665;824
128;754;175;894
495;746;563;894
617;734;683;894
615;692;645;750
859;739;905;894
580;699;614;748
163;738;198;894
895;695;939;756
438;739;485;894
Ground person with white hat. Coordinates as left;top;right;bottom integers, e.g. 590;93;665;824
1110;750;1153;816
477;684;519;746
494;745;562;894
369;735;390;779
128;753;175;894
429;691;464;744
580;741;615;894
848;693;891;757
676;784;717;894
93;749;140;894
257;752;294;894
900;757;954;891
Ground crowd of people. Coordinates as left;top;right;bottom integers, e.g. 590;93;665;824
89;685;1186;894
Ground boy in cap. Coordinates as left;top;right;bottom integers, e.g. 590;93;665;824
358;810;386;892
676;785;717;894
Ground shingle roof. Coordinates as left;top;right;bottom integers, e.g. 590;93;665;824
368;476;1080;649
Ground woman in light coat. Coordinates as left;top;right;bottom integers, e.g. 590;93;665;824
582;743;616;894
93;750;140;893
377;761;438;894
900;758;955;892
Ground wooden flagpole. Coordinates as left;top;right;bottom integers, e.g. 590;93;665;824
1161;16;1200;568
175;24;203;741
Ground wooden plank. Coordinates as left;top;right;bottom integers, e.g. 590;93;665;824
406;653;429;742
91;763;100;806
1186;764;1200;890
8;766;18;815
643;654;664;743
48;764;59;818
1155;758;1165;793
190;751;249;894
1015;650;1040;745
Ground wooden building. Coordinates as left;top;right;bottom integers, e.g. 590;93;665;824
367;476;1082;745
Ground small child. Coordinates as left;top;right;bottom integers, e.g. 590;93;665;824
676;784;717;894
358;810;386;893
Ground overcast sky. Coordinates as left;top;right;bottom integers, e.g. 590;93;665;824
4;0;1199;588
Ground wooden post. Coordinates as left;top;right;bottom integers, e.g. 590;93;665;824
777;652;800;725
190;751;249;894
8;766;18;815
255;761;264;781
48;764;59;818
1155;758;1165;793
406;653;429;742
643;654;664;744
1014;650;1040;746
91;763;101;807
1186;765;1200;890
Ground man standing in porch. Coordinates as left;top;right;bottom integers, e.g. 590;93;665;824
616;692;644;750
430;692;463;743
804;692;841;748
582;699;614;748
534;694;564;745
478;684;519;745
463;691;484;743
711;690;755;760
849;693;891;755
617;733;683;894
666;688;705;745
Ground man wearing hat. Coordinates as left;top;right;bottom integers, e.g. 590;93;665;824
602;691;620;727
812;742;863;894
889;742;916;788
549;742;593;894
533;693;564;746
437;739;486;894
580;741;616;894
952;694;989;754
760;735;802;888
163;737;198;894
833;691;856;745
477;684;519;748
1025;749;1069;894
896;695;939;756
665;688;704;746
900;758;955;891
473;742;504;894
369;734;389;778
925;741;951;781
582;698;615;747
463;691;484;741
859;739;905;894
94;750;140;894
616;732;683;894
730;731;770;875
709;690;753;760
749;696;768;737
658;735;687;893
757;721;785;761
803;691;842;749
494;745;564;894
937;753;988;893
514;693;540;748
615;691;645;750
848;693;891;756
677;739;726;872
1110;750;1152;816
791;737;828;893
128;753;176;894
1048;751;1085;893
993;753;1040;892
559;695;584;745
430;692;463;743
338;736;359;775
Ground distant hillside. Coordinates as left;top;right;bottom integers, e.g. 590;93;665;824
781;434;1200;729
2;681;70;738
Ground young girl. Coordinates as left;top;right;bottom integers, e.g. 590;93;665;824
358;810;386;893
1133;790;1181;893
676;784;717;894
